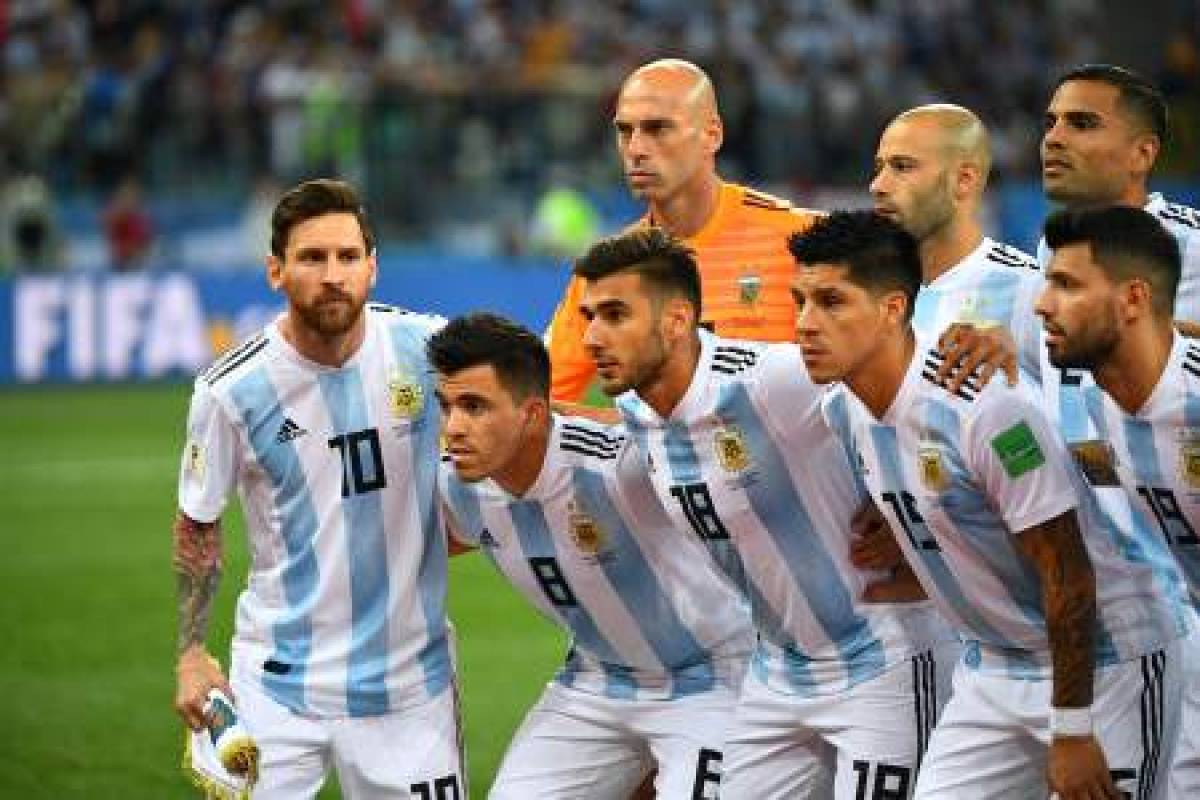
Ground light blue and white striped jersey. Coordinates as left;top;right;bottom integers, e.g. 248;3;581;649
1037;193;1200;322
615;332;949;697
177;304;452;717
440;414;753;700
835;342;1189;678
1079;334;1200;605
914;237;1043;380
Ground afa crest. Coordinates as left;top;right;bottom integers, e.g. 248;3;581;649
737;271;762;306
568;501;607;558
917;444;947;492
388;370;425;419
714;425;751;473
1179;431;1200;489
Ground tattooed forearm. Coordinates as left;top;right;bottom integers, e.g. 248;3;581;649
1016;510;1097;708
174;511;222;655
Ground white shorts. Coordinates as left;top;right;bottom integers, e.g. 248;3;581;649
231;672;465;800
1170;618;1200;799
721;645;955;800
487;681;737;800
916;641;1184;800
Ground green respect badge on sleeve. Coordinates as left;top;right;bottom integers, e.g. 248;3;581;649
991;420;1046;478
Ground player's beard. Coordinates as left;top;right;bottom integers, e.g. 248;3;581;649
295;293;366;338
906;175;955;243
1046;306;1120;370
601;332;670;397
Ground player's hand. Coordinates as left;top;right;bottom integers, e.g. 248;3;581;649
1047;735;1119;800
936;323;1018;395
176;644;231;731
850;501;902;570
863;564;928;603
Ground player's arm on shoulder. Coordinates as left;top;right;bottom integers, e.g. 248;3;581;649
546;274;597;403
936;321;1020;393
174;510;231;729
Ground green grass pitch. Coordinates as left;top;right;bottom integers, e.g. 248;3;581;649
0;384;567;797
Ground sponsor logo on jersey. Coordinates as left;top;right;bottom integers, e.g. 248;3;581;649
1069;440;1120;487
714;424;751;473
918;443;948;491
478;528;500;550
1179;429;1200;489
388;369;425;419
184;439;206;482
275;417;307;444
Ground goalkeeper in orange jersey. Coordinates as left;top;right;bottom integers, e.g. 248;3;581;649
545;58;821;402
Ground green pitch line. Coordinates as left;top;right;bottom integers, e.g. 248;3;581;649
0;384;564;797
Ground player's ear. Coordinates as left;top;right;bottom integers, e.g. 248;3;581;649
1121;277;1154;323
661;295;693;342
367;250;378;289
1131;132;1160;177
955;160;981;201
881;289;909;327
704;112;723;157
266;254;284;291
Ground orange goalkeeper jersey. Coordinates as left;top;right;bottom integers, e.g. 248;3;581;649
546;182;820;401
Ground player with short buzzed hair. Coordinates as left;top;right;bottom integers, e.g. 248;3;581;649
792;209;1191;800
546;58;821;402
872;103;1043;382
431;312;753;799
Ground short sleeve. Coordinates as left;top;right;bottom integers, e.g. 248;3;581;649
757;343;823;433
438;463;481;547
177;379;240;523
965;385;1077;534
1014;272;1046;384
441;497;475;549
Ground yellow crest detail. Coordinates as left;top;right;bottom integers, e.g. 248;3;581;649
737;271;762;306
568;501;605;555
1180;439;1200;489
918;444;947;491
388;371;424;419
714;426;751;473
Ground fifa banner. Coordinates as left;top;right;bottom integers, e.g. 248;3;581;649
0;257;564;384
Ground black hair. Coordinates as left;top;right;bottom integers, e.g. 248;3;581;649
270;178;375;258
427;312;551;401
572;227;702;315
788;210;922;321
1044;206;1180;315
1055;64;1168;143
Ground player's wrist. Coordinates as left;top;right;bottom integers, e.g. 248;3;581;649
1050;705;1093;738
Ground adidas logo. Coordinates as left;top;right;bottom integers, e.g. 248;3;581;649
276;417;308;444
478;528;500;549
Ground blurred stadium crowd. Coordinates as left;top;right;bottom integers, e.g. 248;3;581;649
1;0;1198;271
